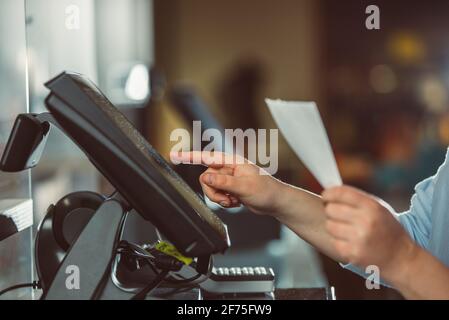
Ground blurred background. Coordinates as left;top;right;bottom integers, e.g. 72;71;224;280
2;0;449;299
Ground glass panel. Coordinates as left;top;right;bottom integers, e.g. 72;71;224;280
0;0;154;300
24;0;154;226
25;0;101;225
0;0;33;300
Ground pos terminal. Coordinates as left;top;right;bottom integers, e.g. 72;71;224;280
0;72;275;300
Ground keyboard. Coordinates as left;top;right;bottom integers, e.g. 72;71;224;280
199;266;275;294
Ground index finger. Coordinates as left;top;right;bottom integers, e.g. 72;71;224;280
170;151;242;169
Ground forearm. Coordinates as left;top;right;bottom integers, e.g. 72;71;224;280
272;182;347;263
388;246;449;299
268;180;449;299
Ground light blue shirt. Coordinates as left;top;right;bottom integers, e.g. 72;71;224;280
343;148;449;284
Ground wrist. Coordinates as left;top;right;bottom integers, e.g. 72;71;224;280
383;239;422;287
270;181;317;223
268;179;292;217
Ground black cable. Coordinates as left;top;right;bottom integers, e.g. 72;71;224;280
164;273;202;285
117;240;211;299
90;211;128;300
0;281;41;297
118;242;204;286
138;252;204;286
131;270;169;300
163;254;213;287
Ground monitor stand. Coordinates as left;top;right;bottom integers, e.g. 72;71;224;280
42;193;204;300
41;192;274;300
44;197;129;300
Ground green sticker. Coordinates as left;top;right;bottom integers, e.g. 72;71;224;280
155;241;193;265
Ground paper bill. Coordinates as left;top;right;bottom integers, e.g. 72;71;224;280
265;98;342;188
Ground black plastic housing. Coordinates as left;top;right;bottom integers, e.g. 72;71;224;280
43;71;230;257
0;114;50;172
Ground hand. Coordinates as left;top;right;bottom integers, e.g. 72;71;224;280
170;151;286;215
322;185;418;281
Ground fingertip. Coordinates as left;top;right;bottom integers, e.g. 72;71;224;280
230;196;238;203
205;191;230;205
201;173;215;185
219;200;230;208
230;196;240;206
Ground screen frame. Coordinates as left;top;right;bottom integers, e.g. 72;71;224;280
44;71;230;257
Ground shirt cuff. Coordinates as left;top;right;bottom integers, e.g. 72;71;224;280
339;262;393;288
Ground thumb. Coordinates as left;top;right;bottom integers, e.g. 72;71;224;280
201;173;248;196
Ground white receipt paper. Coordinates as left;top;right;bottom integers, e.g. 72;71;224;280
265;99;342;188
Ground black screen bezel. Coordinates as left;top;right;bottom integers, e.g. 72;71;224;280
44;71;230;257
